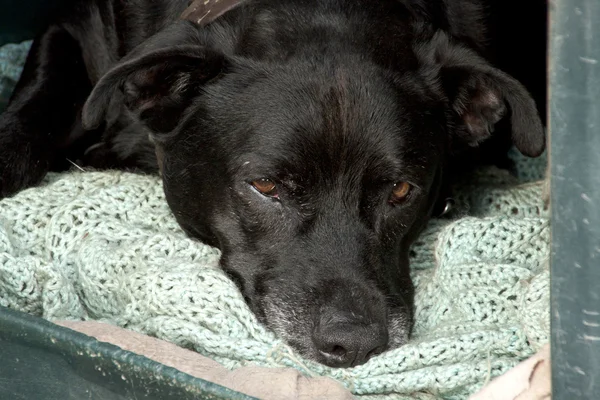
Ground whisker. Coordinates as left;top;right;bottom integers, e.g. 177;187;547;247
66;158;86;172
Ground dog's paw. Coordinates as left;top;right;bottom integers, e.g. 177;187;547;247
0;118;52;199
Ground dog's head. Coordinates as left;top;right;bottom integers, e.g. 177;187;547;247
83;19;544;367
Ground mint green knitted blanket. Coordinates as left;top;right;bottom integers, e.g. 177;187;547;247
0;41;549;399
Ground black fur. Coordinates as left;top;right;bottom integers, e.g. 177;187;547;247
0;0;546;367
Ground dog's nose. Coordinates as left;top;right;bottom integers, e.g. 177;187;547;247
312;318;388;368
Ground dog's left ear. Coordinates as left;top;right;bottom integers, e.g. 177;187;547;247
418;33;546;157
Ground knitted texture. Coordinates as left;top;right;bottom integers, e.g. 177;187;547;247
0;40;31;111
0;41;550;399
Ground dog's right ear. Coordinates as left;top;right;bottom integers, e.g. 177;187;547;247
82;24;227;134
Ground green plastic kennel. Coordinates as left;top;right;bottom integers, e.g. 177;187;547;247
1;0;599;399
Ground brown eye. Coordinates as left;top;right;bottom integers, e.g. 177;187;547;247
390;181;412;203
251;178;278;197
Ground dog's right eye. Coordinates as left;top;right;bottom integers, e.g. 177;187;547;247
389;181;413;204
251;178;279;198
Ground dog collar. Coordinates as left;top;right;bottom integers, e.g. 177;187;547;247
181;0;247;25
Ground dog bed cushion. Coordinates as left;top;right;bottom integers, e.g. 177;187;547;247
0;40;550;399
56;319;355;400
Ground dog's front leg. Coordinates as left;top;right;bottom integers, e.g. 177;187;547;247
0;25;93;198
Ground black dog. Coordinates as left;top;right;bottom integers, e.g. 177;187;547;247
0;0;545;367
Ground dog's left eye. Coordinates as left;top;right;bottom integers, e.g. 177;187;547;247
251;178;279;198
389;181;412;204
